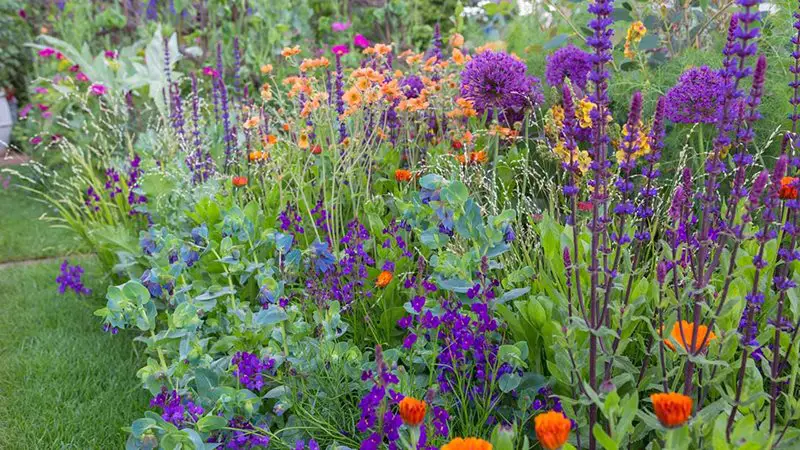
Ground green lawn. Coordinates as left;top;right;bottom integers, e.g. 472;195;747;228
0;170;148;449
0;170;87;263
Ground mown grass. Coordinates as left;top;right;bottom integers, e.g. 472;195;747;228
0;169;87;263
0;257;149;449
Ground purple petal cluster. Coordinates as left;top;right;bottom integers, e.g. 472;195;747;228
208;417;271;449
232;351;275;391
460;50;544;124
545;44;593;91
56;260;91;295
665;66;725;124
149;387;204;426
358;345;401;450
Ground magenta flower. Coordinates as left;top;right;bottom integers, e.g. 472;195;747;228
69;64;80;73
42;111;52;119
202;66;219;78
104;50;118;59
89;83;107;96
38;48;56;58
35;87;48;95
18;9;26;19
76;72;89;82
332;21;351;32
353;34;370;49
19;104;32;119
30;136;43;145
37;103;49;112
332;44;350;56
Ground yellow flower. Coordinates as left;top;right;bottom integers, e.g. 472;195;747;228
624;21;647;59
298;133;310;149
576;98;596;129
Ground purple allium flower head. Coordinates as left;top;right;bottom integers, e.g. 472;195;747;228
56;260;91;295
665;66;725;124
545;44;593;91
460;50;544;124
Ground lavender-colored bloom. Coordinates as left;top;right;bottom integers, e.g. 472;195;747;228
208;417;270;449
460;50;544;124
665;66;725;124
545;44;593;91
426;23;443;61
149;387;203;426
146;0;157;20
332;21;351;32
232;352;275;391
56;260;91;295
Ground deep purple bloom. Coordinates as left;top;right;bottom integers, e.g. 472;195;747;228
665;66;725;124
545;44;593;91
232;352;275;391
56;260;91;295
460;50;544;123
149;387;203;426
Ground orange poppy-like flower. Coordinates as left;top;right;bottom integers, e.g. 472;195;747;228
260;64;273;74
311;144;322;155
263;134;278;145
376;271;393;288
450;33;465;48
651;392;692;428
243;116;260;130
662;321;716;352
232;176;248;187
343;88;362;106
780;176;798;200
456;151;488;165
282;123;291;132
281;46;301;57
440;437;492;450
452;48;465;65
398;397;426;426
395;169;412;182
534;411;571;450
248;151;268;162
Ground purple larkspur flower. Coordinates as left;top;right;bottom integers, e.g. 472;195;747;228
56;260;91;295
665;66;725;124
460;50;544;124
545;44;593;91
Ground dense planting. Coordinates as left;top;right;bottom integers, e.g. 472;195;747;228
4;0;800;449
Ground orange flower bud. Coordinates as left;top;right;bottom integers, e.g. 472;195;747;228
398;397;426;426
376;270;393;288
651;392;692;428
395;169;412;182
534;411;571;450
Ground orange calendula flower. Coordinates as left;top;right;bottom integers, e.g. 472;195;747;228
534;411;571;450
398;397;426;426
651;392;692;428
260;64;273;74
281;46;301;58
440;437;492;450
376;271;393;288
779;176;798;200
662;321;716;352
282;123;291;132
232;176;248;187
395;169;412;182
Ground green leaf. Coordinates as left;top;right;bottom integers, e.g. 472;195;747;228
196;415;228;432
593;424;619;450
498;372;521;393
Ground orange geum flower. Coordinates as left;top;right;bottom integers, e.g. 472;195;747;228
662;321;716;352
450;33;465;48
242;116;260;130
440;437;492;450
398;396;426;427
260;83;273;101
376;270;393;288
248;151;268;162
281;46;301;57
260;64;273;74
534;411;571;450
651;392;692;428
373;43;392;56
355;77;371;91
780;176;798;200
298;133;310;149
452;48;465;65
263;134;278;145
232;176;248;187
343;88;362;107
471;151;488;164
395;169;412;182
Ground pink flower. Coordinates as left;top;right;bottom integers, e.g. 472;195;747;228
353;34;370;49
18;9;27;19
38;48;56;58
51;134;62;143
202;66;219;78
76;72;89;82
37;103;49;112
35;87;48;95
332;21;351;32
69;64;80;73
56;52;65;60
19;104;33;119
30;136;43;145
104;50;118;59
89;83;107;96
332;44;350;56
42;111;53;119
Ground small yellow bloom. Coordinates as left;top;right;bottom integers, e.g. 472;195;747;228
624;21;647;59
298;133;310;149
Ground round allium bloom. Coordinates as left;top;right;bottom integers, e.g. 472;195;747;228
544;44;592;91
661;320;716;352
440;437;492;450
400;75;425;99
534;411;571;450
398;397;426;426
395;169;412;182
376;270;393;287
664;66;724;124
460;50;544;123
651;392;692;428
779;176;798;200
